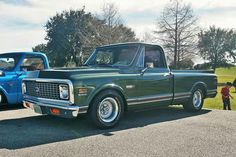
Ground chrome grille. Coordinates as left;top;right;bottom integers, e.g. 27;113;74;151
25;81;63;100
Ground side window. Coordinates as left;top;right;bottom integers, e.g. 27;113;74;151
137;47;145;68
21;57;45;71
144;46;165;68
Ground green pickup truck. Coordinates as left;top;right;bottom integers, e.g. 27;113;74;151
22;43;217;128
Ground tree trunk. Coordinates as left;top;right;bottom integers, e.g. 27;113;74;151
174;1;179;69
213;52;218;72
73;55;79;67
174;26;177;68
177;35;181;69
174;31;177;69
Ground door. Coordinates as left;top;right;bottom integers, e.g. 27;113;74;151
17;55;46;102
134;45;173;106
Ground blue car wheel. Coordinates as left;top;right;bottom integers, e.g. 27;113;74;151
0;92;5;105
0;93;2;104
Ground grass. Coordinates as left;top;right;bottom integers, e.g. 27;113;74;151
204;67;236;110
215;67;236;84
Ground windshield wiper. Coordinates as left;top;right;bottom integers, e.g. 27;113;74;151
82;63;89;66
83;63;117;68
95;64;114;67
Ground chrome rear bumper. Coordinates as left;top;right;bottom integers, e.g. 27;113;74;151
206;89;217;98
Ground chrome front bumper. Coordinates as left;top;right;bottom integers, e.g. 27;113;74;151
23;100;88;118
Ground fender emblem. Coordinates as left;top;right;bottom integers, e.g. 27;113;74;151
35;87;40;93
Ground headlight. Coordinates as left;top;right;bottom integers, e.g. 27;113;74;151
22;82;27;94
59;84;69;100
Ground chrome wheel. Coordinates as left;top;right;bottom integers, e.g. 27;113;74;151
90;90;124;129
192;90;202;108
98;97;119;123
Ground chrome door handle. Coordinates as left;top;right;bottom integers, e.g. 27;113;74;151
163;73;170;77
163;73;172;77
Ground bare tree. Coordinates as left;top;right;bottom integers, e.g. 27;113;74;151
102;3;121;27
155;0;199;69
142;31;155;43
101;3;122;44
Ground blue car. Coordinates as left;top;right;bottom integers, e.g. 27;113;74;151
0;52;49;106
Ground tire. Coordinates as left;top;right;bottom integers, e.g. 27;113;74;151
0;92;6;106
183;88;204;112
89;90;124;129
0;93;2;104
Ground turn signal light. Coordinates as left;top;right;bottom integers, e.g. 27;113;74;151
78;88;88;96
50;108;60;115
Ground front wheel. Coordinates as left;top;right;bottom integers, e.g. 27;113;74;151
0;92;4;106
183;88;204;112
89;90;124;129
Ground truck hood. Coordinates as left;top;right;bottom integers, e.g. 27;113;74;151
28;66;121;80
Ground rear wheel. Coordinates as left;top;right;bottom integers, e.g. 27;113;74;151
183;88;204;112
89;90;124;129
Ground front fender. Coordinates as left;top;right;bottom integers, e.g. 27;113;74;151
87;83;127;106
0;84;19;104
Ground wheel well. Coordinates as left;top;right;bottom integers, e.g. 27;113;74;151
194;84;207;98
0;90;7;103
88;88;127;112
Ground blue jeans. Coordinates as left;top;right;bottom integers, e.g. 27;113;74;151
223;99;231;110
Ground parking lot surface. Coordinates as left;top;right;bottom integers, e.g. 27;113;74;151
0;106;236;157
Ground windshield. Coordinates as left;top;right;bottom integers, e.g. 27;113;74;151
85;45;139;67
0;54;21;71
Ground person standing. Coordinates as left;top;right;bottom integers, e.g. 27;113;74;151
221;82;234;110
233;78;236;92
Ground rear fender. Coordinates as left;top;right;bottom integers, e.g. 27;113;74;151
190;81;207;98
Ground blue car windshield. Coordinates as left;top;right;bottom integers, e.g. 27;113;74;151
0;54;21;71
85;45;139;67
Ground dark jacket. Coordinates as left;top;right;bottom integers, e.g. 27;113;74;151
233;79;236;86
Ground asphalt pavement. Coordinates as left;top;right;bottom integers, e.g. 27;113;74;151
0;105;236;157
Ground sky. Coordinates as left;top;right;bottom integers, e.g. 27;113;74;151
1;0;236;53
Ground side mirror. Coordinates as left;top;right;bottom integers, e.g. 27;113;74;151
140;62;153;76
140;67;149;76
145;62;154;68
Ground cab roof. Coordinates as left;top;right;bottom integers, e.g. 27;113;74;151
0;52;44;55
97;42;162;49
